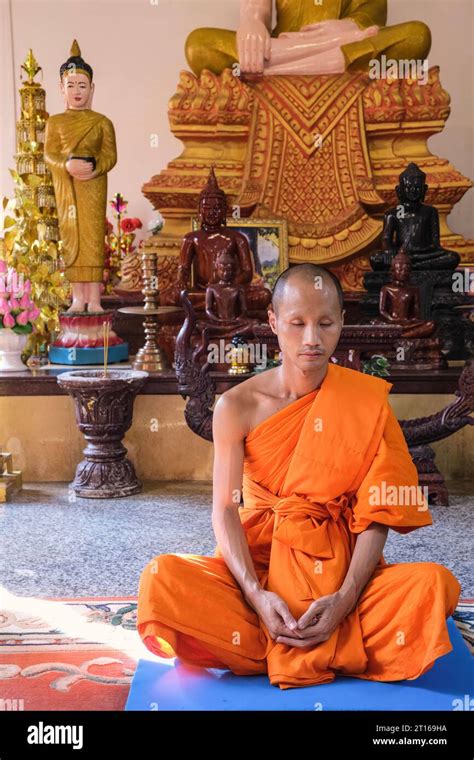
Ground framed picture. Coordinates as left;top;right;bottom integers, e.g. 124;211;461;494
191;217;289;290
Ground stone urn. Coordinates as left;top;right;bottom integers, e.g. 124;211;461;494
57;369;148;498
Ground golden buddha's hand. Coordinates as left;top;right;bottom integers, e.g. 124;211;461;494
75;169;97;181
275;591;350;648
237;18;271;73
66;158;96;180
248;588;304;641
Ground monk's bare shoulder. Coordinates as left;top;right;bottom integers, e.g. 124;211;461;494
212;368;280;440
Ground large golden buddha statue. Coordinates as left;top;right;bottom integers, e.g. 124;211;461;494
185;0;431;77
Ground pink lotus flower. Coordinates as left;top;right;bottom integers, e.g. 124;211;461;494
0;297;8;314
9;298;19;310
27;307;40;321
3;312;15;328
16;310;29;326
19;292;31;309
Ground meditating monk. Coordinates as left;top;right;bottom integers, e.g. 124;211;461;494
137;263;461;690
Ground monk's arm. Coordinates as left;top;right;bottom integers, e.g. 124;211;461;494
337;522;389;615
211;394;262;604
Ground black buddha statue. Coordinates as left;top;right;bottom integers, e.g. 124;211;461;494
370;163;461;272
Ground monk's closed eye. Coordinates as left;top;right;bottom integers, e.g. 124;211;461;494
290;321;333;327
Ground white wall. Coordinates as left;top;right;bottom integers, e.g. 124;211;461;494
1;0;472;242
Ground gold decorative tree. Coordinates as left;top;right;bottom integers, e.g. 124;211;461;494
1;50;70;359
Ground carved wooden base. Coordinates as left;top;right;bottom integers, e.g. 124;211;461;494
73;445;142;498
57;369;148;499
410;444;450;507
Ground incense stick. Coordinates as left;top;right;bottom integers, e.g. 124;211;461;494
103;321;109;376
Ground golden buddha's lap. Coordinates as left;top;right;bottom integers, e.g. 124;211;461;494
185;28;238;77
185;22;431;77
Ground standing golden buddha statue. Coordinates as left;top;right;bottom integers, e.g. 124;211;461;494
44;39;117;313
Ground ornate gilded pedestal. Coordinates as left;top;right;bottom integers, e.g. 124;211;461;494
139;67;473;295
49;310;129;365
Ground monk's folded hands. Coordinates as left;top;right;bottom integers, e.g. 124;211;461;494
275;591;351;648
248;588;309;641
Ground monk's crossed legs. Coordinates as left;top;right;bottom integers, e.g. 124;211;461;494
137;552;269;675
138;553;460;682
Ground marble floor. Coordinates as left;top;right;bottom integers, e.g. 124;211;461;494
0;480;472;599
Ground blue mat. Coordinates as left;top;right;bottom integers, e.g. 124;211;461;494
126;618;473;711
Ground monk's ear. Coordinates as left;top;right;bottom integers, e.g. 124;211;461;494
267;305;277;333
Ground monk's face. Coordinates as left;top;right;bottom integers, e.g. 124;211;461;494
61;72;93;110
268;277;344;369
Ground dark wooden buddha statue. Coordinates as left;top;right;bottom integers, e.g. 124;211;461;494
204;251;260;331
160;167;272;311
192;250;260;363
370;163;461;273
371;249;437;338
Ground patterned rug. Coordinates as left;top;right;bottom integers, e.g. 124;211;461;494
1;595;472;711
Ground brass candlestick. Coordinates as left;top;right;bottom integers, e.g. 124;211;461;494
118;251;182;372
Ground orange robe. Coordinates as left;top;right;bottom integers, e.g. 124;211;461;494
137;363;461;689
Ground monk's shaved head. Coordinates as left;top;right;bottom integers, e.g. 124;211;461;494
270;264;344;316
